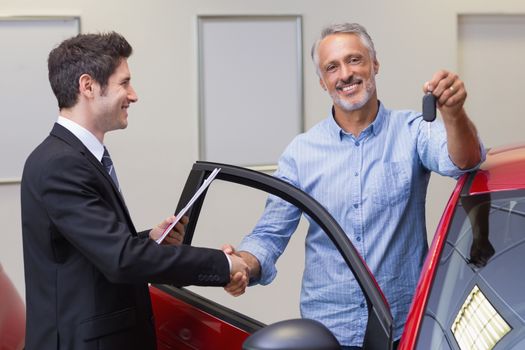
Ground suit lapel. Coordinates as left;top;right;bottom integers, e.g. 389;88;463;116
49;123;135;231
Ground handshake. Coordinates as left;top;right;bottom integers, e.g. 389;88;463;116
150;215;259;296
222;244;260;297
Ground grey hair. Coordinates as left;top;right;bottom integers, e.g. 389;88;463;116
311;23;376;77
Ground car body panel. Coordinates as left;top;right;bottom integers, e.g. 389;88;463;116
151;284;258;349
471;145;525;194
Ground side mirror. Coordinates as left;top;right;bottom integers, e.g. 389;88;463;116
242;318;340;350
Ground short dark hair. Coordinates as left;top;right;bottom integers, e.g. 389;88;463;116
48;31;133;109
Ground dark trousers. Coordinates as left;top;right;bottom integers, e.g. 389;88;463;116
341;339;400;350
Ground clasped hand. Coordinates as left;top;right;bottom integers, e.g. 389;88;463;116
222;244;250;296
149;217;250;292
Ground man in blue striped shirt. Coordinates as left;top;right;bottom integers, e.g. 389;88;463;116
224;23;484;349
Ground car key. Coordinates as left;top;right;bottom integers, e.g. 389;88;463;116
422;92;436;122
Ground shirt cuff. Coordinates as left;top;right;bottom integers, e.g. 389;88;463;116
238;239;277;285
224;252;232;273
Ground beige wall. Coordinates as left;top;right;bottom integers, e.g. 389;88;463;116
1;0;524;323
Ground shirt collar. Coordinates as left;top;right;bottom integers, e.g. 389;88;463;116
326;101;387;141
57;116;105;162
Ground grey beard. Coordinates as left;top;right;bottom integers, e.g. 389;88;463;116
332;78;375;112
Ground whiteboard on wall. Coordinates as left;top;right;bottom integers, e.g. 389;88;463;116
197;16;303;169
0;16;80;182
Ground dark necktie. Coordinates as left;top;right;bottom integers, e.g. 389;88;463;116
101;147;120;191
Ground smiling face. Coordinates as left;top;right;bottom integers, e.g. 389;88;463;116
92;59;138;134
317;33;379;115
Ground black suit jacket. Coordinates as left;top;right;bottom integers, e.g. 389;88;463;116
21;123;230;350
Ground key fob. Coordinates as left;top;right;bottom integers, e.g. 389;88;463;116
422;93;436;122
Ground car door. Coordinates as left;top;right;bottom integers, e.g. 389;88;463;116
149;161;394;350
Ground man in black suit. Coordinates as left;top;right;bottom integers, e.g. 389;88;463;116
21;32;249;350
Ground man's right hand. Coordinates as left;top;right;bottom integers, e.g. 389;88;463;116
227;253;249;296
222;244;262;297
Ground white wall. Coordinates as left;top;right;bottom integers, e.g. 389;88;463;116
1;0;524;324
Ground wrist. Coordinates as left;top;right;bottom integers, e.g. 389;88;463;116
239;251;261;280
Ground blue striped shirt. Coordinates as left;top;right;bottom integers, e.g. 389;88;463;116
238;102;485;347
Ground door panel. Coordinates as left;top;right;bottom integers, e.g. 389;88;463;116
151;284;263;350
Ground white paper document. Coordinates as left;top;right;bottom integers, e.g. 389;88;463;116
155;167;221;244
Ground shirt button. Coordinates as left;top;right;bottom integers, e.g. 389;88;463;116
354;172;359;176
360;303;365;308
353;204;358;208
356;236;361;242
355;141;360;146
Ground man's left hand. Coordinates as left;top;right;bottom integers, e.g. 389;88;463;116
423;70;482;169
149;215;189;245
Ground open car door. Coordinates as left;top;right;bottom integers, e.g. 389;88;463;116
150;161;395;350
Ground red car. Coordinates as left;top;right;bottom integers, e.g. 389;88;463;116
0;263;25;350
148;142;525;349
